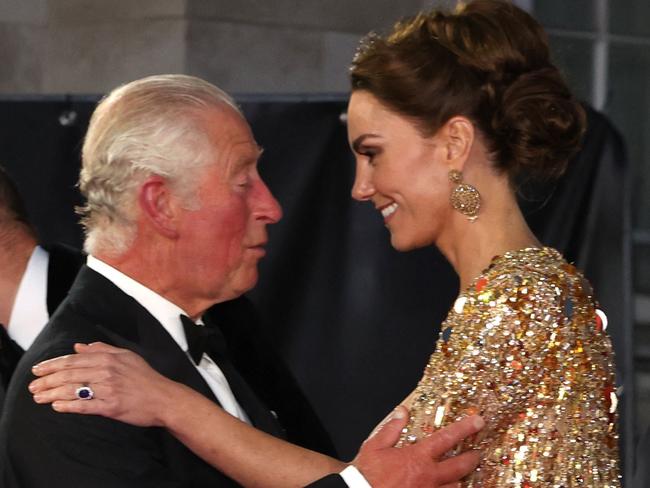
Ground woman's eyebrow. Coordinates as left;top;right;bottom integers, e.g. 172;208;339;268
352;134;382;153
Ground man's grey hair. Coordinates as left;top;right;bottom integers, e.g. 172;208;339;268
79;74;241;256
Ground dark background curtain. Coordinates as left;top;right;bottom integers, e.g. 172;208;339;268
0;97;632;466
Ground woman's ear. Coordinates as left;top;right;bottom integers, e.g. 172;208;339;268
441;116;475;171
138;176;181;239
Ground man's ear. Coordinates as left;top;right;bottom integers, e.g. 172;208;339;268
440;116;475;172
138;176;181;239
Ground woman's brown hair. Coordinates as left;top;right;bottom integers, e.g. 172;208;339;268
349;0;586;183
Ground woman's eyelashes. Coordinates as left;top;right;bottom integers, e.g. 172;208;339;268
359;147;381;165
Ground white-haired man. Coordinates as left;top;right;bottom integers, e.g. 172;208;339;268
0;75;481;487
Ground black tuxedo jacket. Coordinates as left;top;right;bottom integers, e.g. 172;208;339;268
0;266;346;487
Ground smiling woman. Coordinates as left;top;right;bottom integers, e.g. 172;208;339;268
346;0;621;486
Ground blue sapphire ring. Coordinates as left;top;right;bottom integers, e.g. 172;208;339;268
75;385;95;400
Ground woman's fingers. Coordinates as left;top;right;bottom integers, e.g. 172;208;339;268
32;343;130;377
51;398;113;416
29;366;117;394
74;342;125;354
32;348;136;381
33;382;103;403
33;352;111;377
28;344;166;427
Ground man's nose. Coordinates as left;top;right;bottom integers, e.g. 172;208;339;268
255;180;283;223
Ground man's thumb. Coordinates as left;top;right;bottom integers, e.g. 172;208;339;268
364;406;409;449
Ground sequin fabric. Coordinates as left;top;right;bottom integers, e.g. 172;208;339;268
399;247;621;487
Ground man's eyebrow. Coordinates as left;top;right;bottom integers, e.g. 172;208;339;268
239;145;264;167
352;134;381;153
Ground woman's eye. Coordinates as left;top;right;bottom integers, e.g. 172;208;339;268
364;151;378;165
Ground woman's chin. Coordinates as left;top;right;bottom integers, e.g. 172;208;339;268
390;234;420;252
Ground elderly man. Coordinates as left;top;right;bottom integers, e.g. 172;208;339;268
0;75;480;487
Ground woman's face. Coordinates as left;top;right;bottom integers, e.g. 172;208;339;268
347;90;453;251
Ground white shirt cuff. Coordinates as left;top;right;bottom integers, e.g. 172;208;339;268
339;465;372;488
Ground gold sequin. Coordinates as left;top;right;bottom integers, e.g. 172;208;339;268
399;247;621;487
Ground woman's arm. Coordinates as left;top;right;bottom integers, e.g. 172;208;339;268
30;342;344;488
30;342;484;488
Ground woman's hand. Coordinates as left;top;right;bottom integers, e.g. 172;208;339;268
29;342;185;427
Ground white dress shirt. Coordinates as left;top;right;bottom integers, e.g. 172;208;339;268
87;255;250;423
8;245;49;350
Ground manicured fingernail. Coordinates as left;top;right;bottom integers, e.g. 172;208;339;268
473;416;485;429
33;394;43;403
28;383;37;392
392;406;406;420
32;363;41;372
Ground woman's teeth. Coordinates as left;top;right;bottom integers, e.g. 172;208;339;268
381;203;398;218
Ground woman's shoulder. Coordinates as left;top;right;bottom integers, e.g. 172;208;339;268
474;246;596;303
456;247;606;339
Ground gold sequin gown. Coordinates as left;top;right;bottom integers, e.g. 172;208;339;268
399;247;621;487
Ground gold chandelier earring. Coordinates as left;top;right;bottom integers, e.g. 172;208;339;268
448;169;481;222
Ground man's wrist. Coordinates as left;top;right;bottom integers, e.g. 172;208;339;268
340;465;372;488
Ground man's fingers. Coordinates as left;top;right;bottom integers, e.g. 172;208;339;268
363;406;408;449
436;449;482;485
422;415;484;459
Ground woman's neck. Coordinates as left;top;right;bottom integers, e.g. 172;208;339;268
436;186;540;292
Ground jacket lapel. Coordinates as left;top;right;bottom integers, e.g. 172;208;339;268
66;266;219;405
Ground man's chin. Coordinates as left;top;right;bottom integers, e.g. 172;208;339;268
233;270;259;296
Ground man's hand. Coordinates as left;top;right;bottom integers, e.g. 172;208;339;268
352;406;483;488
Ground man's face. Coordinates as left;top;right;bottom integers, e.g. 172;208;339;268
175;106;282;305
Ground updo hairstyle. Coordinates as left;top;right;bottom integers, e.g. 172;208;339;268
349;0;586;183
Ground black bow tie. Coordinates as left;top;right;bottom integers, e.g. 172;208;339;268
180;315;226;365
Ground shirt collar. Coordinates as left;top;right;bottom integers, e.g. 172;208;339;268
86;255;190;351
8;245;49;350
